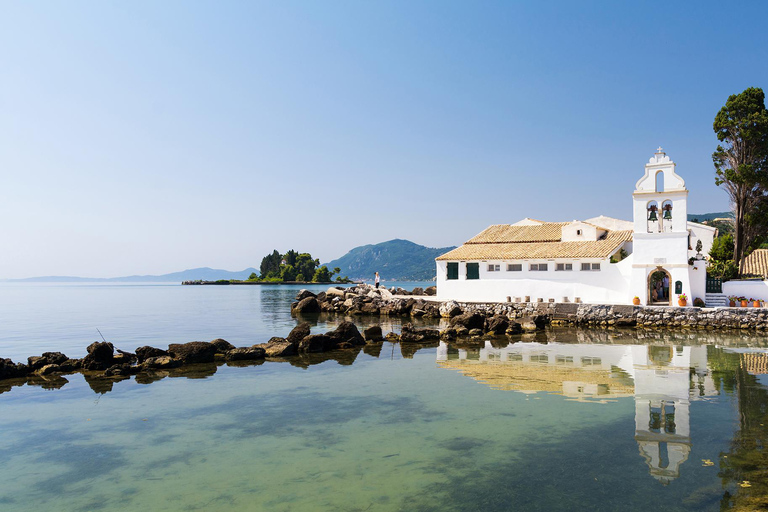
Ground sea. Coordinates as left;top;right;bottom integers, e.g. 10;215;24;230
1;282;767;511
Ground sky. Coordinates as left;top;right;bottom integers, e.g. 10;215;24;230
2;1;768;279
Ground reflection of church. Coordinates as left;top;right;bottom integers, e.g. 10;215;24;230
437;341;719;483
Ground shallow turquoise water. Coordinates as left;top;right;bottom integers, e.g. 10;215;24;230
1;284;767;511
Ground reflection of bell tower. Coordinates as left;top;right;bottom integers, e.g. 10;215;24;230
631;345;693;484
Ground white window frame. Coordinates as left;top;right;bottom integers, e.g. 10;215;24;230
556;263;573;271
487;264;500;272
529;263;548;271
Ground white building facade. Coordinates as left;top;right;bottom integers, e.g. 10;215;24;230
436;149;717;305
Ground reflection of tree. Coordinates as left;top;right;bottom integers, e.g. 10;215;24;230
713;347;768;511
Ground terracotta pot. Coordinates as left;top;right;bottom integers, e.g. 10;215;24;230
741;300;748;307
632;298;640;305
729;301;736;307
754;301;761;308
678;299;687;307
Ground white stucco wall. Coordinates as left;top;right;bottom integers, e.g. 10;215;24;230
723;280;768;301
436;257;633;304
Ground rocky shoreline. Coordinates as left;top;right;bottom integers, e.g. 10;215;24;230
293;283;768;331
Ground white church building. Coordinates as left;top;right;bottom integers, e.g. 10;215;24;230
436;149;717;306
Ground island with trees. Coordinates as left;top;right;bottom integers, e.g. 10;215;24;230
182;249;354;285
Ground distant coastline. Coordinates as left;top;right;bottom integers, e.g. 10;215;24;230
183;280;361;286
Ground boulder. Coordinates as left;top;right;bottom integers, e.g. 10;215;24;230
260;337;297;357
363;325;383;342
81;342;115;371
226;347;266;361
520;316;541;332
37;364;61;376
295;289;317;301
104;364;135;377
425;286;437;296
114;349;137;364
287;323;312;345
28;352;68;370
411;287;424;296
315;291;327;303
439;301;462;318
292;297;321;314
439;328;457;341
327;322;365;347
210;339;236;353
135;346;169;363
468;328;484;337
486;315;509;335
384;332;401;342
506;322;523;335
168;342;217;364
326;287;346;299
299;334;333;353
0;358;27;380
450;312;485;331
142;356;181;369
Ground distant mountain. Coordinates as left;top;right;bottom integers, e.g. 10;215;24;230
7;267;259;283
324;239;456;281
688;211;733;222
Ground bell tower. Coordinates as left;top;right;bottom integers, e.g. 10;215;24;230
632;147;688;234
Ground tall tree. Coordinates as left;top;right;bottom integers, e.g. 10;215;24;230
260;250;282;278
713;87;768;273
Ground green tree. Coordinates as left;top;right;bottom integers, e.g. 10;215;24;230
713;87;768;274
280;264;297;281
312;265;332;283
295;273;305;282
710;233;735;261
260;250;283;279
247;272;258;281
295;253;318;281
284;249;298;267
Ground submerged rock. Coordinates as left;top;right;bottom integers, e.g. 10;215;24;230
363;325;383;342
326;322;365;348
210;338;236;353
286;323;311;345
135;346;169;363
226;347;266;361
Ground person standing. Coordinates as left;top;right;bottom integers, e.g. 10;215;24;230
374;272;380;289
662;275;669;299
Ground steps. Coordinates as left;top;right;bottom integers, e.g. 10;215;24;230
705;293;728;307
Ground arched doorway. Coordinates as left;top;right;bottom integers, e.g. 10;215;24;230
648;268;672;306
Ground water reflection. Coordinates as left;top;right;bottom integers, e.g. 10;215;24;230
436;337;765;485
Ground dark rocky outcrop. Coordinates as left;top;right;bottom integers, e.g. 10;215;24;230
326;322;365;348
450;312;486;331
136;346;169;363
298;334;333;353
295;289;317;301
81;342;115;371
142;355;181;369
168;342;217;364
210;339;236;353
28;352;68;370
226;347;266;361
363;325;383;342
286;323;311;345
486;315;510;335
292;297;321;314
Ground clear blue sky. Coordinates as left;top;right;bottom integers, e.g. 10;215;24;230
1;1;767;278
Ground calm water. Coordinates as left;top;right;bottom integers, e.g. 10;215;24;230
2;283;768;511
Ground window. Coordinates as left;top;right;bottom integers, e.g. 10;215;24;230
530;263;548;271
581;356;602;366
556;355;574;365
592;263;600;271
507;264;522;272
556;263;572;271
655;171;664;192
530;354;548;363
487;264;500;272
466;262;479;280
581;263;601;271
576;229;582;236
447;262;459;280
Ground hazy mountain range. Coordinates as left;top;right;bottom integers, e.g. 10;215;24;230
5;267;259;283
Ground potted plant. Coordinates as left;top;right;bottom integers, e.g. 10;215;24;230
632;296;640;305
741;297;749;308
728;296;737;307
678;293;688;307
754;298;761;308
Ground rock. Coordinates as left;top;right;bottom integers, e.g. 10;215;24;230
295;289;317;301
411;287;424;296
142;356;181;369
439;300;462;318
520;317;539;332
384;332;401;342
168;342;217;363
287;323;312;346
439;328;457;341
326;287;346;299
327;322;365;347
292;297;321;314
260;337;297;357
37;364;61;376
486;315;509;335
363;326;383;342
316;291;327;303
104;364;134;377
506;322;523;335
468;328;484;336
81;342;115;371
135;346;169;363
115;350;137;364
299;334;333;353
425;286;437;296
226;347;266;361
60;359;81;372
28;352;68;370
360;303;380;315
210;339;236;353
450;312;485;331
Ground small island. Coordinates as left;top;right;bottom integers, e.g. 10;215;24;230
183;249;355;285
